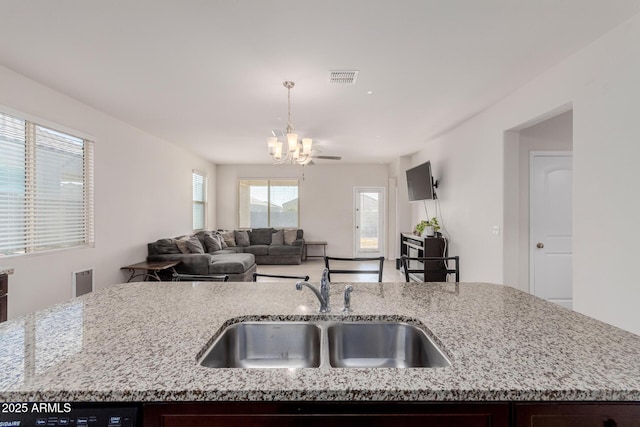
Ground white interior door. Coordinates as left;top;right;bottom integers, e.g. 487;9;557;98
354;187;385;258
530;152;573;309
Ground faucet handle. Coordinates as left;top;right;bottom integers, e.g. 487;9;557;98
342;285;353;314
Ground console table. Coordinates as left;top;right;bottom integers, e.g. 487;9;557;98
399;233;448;281
303;241;327;261
121;261;180;282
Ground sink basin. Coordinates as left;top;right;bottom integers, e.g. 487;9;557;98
327;321;450;368
199;319;450;368
199;321;322;368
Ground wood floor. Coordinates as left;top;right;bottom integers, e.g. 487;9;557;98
255;258;406;283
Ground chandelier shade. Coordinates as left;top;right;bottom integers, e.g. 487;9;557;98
267;137;278;156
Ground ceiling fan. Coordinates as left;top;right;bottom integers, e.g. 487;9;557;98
300;150;342;165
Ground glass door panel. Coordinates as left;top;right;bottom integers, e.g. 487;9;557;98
354;188;384;257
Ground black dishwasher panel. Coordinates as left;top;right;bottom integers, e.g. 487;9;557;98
0;403;138;426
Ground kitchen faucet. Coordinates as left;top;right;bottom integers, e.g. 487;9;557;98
295;268;330;313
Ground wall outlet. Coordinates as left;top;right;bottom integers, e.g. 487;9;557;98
492;226;500;236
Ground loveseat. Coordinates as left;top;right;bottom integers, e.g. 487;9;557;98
146;228;304;281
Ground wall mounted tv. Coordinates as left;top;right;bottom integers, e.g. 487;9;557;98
406;161;435;202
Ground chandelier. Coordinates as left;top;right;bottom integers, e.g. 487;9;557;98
267;81;312;165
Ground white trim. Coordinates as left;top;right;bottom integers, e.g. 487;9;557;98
353;186;386;258
388;177;397;260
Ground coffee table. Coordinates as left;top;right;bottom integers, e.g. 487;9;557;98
121;260;180;282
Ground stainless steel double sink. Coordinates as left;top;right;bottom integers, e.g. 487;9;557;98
199;319;451;369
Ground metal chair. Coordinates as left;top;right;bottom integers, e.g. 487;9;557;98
172;273;229;282
323;256;385;282
400;255;459;283
252;273;310;282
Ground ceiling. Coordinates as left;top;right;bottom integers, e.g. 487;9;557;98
1;1;639;165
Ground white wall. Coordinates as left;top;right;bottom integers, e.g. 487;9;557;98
0;65;216;319
388;156;413;260
216;164;389;258
410;118;506;283
407;13;640;334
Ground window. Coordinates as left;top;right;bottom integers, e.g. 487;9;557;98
192;170;206;230
0;111;94;256
238;179;299;228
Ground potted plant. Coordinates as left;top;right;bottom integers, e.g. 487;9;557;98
427;217;440;236
414;220;429;236
415;218;440;237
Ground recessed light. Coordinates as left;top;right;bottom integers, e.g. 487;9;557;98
367;91;373;95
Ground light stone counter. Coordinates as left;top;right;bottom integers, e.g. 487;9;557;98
0;280;639;402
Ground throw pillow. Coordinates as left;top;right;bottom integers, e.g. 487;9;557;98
175;235;191;254
215;231;228;248
221;231;236;247
271;229;284;245
234;230;250;247
284;229;297;245
203;233;222;253
153;238;180;254
186;235;205;254
249;228;273;245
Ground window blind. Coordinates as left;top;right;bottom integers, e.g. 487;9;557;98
0;112;94;256
192;171;206;230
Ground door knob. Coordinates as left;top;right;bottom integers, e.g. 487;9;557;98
536;242;544;249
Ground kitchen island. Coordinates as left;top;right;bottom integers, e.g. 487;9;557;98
1;280;639;425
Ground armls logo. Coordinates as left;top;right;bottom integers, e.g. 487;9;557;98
30;403;72;413
1;402;72;415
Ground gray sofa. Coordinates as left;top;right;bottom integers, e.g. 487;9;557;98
146;228;303;281
215;228;304;265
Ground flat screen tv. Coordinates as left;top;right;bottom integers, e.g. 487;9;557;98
406;161;434;202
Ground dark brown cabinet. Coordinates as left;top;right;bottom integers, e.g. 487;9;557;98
399;233;448;281
144;402;510;427
0;273;7;323
514;403;640;426
144;402;640;427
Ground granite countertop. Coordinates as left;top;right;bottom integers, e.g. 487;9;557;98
0;280;639;402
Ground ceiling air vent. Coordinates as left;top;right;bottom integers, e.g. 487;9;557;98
329;70;359;85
